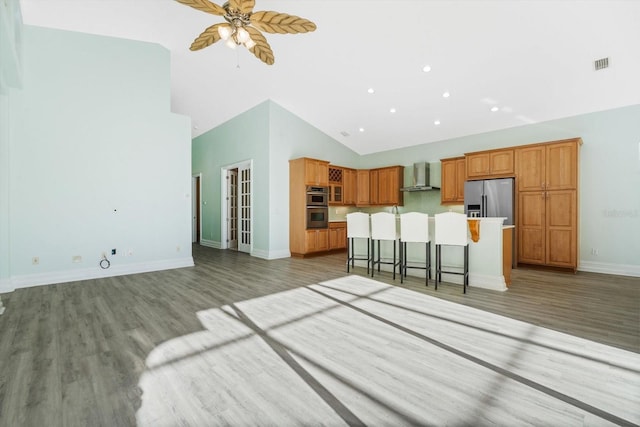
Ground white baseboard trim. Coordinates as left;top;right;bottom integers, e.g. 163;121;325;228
252;249;291;260
578;261;640;277
469;273;508;292
3;257;195;292
199;239;221;249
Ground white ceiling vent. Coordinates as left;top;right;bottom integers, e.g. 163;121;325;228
594;57;609;71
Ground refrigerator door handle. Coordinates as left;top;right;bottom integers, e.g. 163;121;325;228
482;194;487;217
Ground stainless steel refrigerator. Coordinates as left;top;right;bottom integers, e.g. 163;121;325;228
464;178;514;225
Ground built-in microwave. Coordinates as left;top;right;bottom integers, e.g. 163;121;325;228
306;207;328;229
306;186;329;206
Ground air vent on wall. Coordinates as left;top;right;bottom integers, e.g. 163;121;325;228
594;57;609;71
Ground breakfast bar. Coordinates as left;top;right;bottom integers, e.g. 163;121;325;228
349;216;512;292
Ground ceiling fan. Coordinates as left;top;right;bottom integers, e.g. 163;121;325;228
176;0;317;65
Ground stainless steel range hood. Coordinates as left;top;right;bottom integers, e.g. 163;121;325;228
400;162;440;191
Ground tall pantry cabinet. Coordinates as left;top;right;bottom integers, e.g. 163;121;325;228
290;158;330;256
516;138;581;271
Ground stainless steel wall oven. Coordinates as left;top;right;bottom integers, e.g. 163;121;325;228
305;186;328;229
306;186;329;206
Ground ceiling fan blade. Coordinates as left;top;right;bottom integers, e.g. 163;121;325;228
237;0;255;14
250;11;317;34
245;27;275;65
175;0;226;16
189;23;229;51
227;0;241;12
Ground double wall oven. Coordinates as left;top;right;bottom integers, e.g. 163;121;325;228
306;186;328;229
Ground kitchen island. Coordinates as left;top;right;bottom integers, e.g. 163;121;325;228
350;216;512;291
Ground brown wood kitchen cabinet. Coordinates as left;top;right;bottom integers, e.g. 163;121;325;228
305;229;330;253
516;139;578;192
329;221;347;250
466;148;514;179
290;157;330;256
369;169;379;205
343;168;357;205
303;158;329;186
328;166;343;205
356;169;370;206
376;166;404;206
518;190;577;269
516;138;581;271
441;156;466;204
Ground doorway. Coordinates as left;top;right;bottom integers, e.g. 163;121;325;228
192;174;201;243
222;160;252;254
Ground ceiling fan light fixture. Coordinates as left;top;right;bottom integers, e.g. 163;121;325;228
244;38;256;49
225;38;237;49
236;27;250;44
218;25;232;40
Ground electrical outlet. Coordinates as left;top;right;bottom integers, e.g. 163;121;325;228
32;256;40;265
591;248;599;256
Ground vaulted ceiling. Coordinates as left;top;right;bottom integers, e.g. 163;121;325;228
20;0;640;154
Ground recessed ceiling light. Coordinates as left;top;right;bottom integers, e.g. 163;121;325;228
491;106;499;112
390;108;396;113
367;88;375;94
434;120;441;125
359;128;365;132
423;65;431;73
442;92;450;98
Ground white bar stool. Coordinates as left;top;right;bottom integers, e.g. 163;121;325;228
370;212;400;280
399;212;431;286
346;212;371;273
434;212;469;293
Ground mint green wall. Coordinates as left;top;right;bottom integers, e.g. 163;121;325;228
192;100;359;258
2;25;192;290
192;101;270;251
0;0;22;286
0;94;10;284
361;105;640;274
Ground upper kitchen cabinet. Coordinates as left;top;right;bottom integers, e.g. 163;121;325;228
343;168;357;205
516;138;580;192
328;166;343;205
376;166;404;206
355;166;404;206
441;156;466;204
328;165;357;206
466;148;514;179
303;158;329;186
356;170;370;206
369;169;380;205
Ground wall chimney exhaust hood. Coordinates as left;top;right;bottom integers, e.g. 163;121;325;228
401;162;440;191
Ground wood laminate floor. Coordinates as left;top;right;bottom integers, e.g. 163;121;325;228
0;244;638;426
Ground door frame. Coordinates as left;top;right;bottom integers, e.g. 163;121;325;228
192;173;202;243
220;159;253;252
